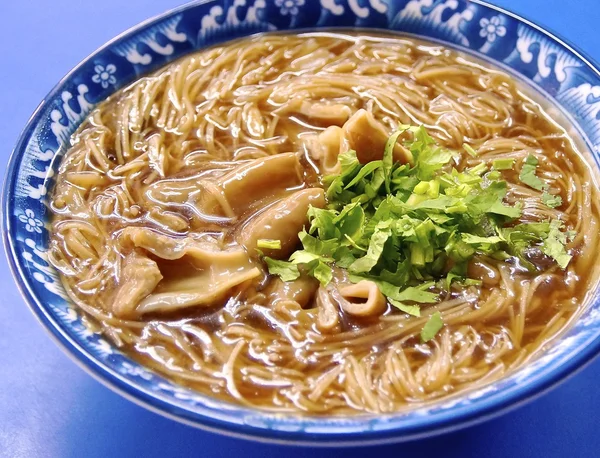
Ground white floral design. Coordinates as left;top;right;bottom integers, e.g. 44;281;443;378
120;361;154;381
275;0;304;16
19;209;44;233
95;338;114;355
91;64;117;88
479;16;506;43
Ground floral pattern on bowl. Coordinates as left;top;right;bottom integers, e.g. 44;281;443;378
4;0;600;446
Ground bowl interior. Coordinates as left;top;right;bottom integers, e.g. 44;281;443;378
5;0;600;445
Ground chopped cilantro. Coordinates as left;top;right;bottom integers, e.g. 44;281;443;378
349;225;392;273
421;312;444;342
463;144;478;157
265;125;575;340
542;220;572;269
389;299;421;317
393;286;438;304
263;258;300;282
310;260;333;286
257;239;281;250
492;158;515;171
541;191;563;208
519;154;546;190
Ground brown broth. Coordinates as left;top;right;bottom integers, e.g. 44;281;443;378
47;31;600;414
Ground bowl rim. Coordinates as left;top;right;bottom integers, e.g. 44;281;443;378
4;0;600;446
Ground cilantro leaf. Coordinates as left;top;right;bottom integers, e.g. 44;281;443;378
310;260;333;286
349;225;392;273
264;258;300;282
542;220;572;269
388;299;421;317
345;160;382;189
383;128;405;193
334;203;365;240
489;200;522;218
519;155;546;190
393;287;438;303
307;206;337;239
298;230;337;258
421;311;444;342
289;250;324;264
541;191;563;208
325;150;361;201
410;126;457;180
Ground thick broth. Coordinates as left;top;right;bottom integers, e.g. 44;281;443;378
48;32;600;414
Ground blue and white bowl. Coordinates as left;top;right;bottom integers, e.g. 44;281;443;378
4;0;600;446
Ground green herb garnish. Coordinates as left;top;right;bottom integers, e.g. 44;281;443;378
542;219;572;269
541;191;563;208
421;312;444;342
519;154;546;190
492;158;515;171
266;126;574;339
389;299;421;317
263;258;300;282
463;144;478;157
257;239;282;250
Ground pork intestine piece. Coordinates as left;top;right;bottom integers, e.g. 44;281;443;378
112;227;262;318
119;226;248;265
143;153;303;222
338;280;387;317
274;97;353;125
303;109;413;174
265;275;320;309
112;252;163;318
237;188;326;259
316;287;340;332
136;264;260;316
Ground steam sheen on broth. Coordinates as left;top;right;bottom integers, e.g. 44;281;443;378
48;32;600;414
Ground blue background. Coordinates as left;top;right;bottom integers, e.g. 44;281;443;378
1;1;600;456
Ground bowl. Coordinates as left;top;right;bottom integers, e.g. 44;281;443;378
4;0;600;446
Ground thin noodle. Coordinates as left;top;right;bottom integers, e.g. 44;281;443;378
48;32;600;415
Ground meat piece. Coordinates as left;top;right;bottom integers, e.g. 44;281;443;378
303;109;413;174
265;275;320;309
144;153;303;219
316;287;340;332
136;265;261;315
342;109;412;164
298;100;352;125
338;280;387;317
237;188;326;259
303;126;344;175
120;226;247;267
112;252;162;318
116;227;263;317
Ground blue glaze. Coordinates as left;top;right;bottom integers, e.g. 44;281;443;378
4;0;600;445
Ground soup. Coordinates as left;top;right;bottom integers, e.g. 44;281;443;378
48;32;600;414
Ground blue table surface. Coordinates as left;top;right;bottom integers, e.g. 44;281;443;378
2;1;600;457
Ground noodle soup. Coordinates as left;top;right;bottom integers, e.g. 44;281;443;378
48;32;600;414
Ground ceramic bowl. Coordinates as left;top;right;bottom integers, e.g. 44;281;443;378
5;0;600;446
